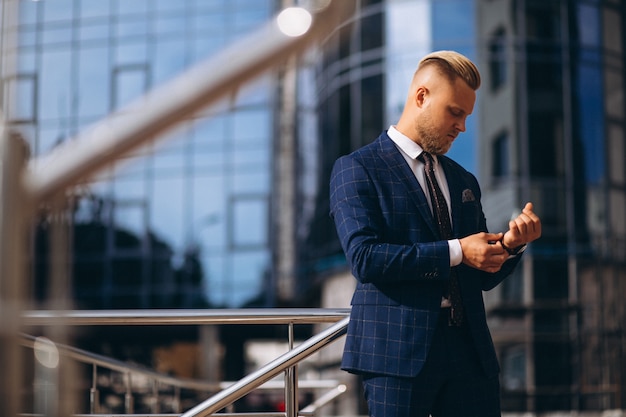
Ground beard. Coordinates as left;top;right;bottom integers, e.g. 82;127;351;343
415;111;453;155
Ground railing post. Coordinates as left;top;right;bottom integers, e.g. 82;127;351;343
0;125;31;416
125;372;134;413
90;364;100;413
285;322;298;417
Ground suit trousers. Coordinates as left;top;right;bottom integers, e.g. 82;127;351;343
361;309;501;417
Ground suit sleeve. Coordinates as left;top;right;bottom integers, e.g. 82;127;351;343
329;155;451;285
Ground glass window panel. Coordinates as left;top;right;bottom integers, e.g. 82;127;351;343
18;0;39;25
232;148;269;169
77;46;110;118
156;0;187;13
37;124;66;155
231;251;268;305
608;124;625;185
79;22;111;42
151;176;185;251
203;254;226;306
489;27;507;91
42;25;73;45
577;4;600;47
502;346;526;391
154;39;188;84
492;131;509;179
42;0;73;23
153;150;185;172
79;0;112;19
193;0;227;13
18;28;38;48
192;12;227;34
115;17;149;39
5;75;36;122
232;109;270;144
114;42;148;65
17;51;36;73
112;177;147;201
234;76;272;106
192;33;227;61
154;15;187;36
192;117;226;150
231;197;267;247
113;65;148;110
193;151;225;171
233;9;269;32
232;172;269;194
193;176;226;248
39;49;72;121
113;201;148;238
115;0;149;15
577;64;604;184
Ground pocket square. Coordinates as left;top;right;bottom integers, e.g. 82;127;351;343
462;189;476;202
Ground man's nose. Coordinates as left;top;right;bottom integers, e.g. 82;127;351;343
455;119;466;132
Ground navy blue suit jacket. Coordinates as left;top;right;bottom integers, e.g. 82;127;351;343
329;132;520;378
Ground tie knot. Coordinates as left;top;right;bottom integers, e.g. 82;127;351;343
418;151;434;167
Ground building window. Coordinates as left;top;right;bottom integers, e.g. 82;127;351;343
112;64;150;111
492;131;509;179
488;27;507;91
4;74;37;123
502;345;526;391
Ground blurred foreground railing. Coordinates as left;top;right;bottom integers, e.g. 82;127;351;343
21;309;350;417
0;1;354;416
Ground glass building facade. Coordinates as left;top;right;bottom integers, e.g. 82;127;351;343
477;0;626;412
303;0;626;414
3;0;275;309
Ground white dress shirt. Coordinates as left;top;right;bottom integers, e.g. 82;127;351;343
387;126;463;267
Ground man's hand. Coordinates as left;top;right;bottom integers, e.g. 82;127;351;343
502;202;542;249
460;232;508;273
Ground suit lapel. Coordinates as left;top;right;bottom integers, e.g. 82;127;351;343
377;134;440;238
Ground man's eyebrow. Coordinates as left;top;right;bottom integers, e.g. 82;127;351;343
448;105;468;115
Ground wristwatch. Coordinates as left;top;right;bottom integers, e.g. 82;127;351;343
501;239;527;256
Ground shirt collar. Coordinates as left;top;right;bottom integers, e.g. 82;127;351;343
387;125;424;160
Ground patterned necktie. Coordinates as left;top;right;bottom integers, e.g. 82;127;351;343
418;151;464;326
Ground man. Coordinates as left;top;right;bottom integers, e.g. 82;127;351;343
329;50;541;417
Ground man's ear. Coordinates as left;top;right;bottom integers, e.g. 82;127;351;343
415;86;428;108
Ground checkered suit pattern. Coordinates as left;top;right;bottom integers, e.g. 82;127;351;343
329;132;521;379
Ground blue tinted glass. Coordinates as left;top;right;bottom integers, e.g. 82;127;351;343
577;4;600;47
77;46;110;118
115;0;148;15
19;0;39;25
79;0;111;19
577;64;605;184
232;198;267;247
42;0;73;23
154;39;188;84
39;49;72;121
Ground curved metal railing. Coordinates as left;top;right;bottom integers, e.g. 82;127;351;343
21;309;351;417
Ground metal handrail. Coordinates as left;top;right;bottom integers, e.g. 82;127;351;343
22;308;351;326
181;317;350;417
22;309;351;416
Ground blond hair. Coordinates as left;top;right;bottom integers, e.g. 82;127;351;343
417;50;481;90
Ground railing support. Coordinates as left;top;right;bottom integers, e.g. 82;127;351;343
181;317;349;417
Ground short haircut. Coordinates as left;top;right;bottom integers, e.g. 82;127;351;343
418;50;481;91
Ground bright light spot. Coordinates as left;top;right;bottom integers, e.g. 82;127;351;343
34;337;60;369
338;384;347;393
276;7;312;37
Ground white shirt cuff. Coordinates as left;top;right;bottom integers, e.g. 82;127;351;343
448;239;463;267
